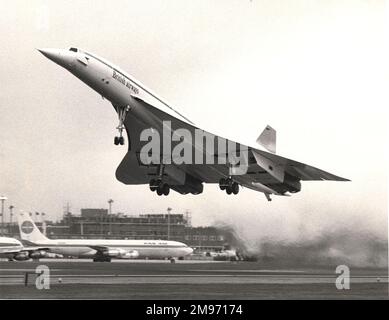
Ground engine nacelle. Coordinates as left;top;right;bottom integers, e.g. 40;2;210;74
102;248;139;259
102;249;124;257
119;250;139;259
184;174;204;194
44;252;63;258
284;174;301;193
13;252;30;261
29;250;47;259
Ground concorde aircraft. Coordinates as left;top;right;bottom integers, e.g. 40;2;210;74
38;47;349;201
18;213;193;262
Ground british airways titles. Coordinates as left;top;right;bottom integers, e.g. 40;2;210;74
112;69;139;95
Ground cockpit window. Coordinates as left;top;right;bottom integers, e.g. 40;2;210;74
69;47;78;52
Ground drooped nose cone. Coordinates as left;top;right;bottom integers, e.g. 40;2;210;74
38;48;72;69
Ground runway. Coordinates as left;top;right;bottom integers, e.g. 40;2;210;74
0;260;387;299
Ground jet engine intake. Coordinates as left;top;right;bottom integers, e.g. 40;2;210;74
13;252;30;261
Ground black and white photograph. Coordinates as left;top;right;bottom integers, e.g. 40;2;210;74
0;0;388;307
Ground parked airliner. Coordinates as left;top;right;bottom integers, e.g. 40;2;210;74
18;213;193;262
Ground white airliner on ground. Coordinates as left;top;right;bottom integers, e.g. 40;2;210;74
18;213;193;262
0;236;50;261
38;47;349;201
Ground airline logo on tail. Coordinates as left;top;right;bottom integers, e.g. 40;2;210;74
20;221;34;234
18;212;48;243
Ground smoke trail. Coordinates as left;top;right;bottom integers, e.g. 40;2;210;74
215;222;388;268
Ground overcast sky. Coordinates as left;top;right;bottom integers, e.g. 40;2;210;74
0;0;387;244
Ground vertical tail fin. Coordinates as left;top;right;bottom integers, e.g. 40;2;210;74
256;125;276;153
17;212;49;243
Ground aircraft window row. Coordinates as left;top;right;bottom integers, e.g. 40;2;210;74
189;235;221;241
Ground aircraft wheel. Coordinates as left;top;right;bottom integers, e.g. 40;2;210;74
149;179;158;192
157;188;163;196
219;178;226;190
119;136;125;145
93;257;111;262
232;182;239;195
162;183;170;196
226;187;232;195
114;136;119;145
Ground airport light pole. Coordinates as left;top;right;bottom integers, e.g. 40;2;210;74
0;196;7;236
9;205;14;224
108;199;113;236
108;199;113;215
167;207;172;240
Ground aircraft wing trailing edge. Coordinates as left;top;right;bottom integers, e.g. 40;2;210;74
252;148;350;181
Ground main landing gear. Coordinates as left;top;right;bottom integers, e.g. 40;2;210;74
149;165;170;196
219;177;240;195
114;105;130;145
149;179;170;196
93;257;111;262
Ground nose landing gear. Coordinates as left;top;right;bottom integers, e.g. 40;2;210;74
114;136;124;145
114;105;130;146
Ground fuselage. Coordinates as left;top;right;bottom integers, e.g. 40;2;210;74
29;238;192;259
39;47;191;126
0;237;23;258
0;237;23;252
